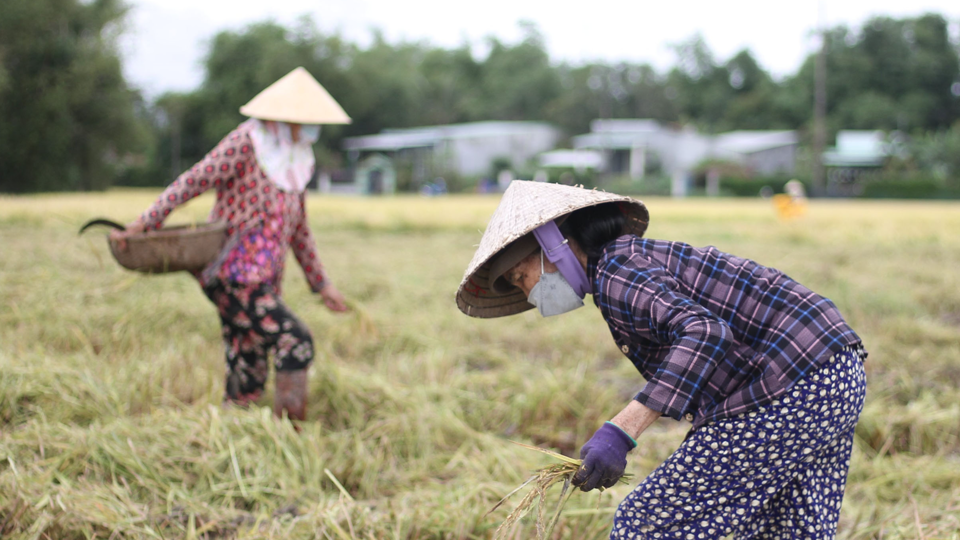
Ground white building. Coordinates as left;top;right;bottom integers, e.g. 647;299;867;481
538;149;604;171
571;119;799;196
821;130;889;197
822;130;887;168
713;131;800;174
341;121;562;191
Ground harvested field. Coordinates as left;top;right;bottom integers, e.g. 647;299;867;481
1;190;959;538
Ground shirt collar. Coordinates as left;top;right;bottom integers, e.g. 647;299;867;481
587;255;601;307
587;236;631;306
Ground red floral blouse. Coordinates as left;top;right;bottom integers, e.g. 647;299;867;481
140;122;328;293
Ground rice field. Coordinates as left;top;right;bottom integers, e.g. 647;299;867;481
0;189;958;539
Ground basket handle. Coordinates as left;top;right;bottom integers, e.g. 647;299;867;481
78;218;126;236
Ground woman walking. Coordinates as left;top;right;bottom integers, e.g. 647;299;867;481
114;67;350;422
457;181;866;539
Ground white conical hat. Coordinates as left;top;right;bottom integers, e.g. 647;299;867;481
239;67;351;124
456;181;649;319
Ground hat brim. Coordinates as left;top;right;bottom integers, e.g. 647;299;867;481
456;184;648;319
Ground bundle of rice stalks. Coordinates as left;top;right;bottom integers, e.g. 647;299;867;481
487;441;628;540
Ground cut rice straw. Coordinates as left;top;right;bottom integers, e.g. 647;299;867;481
324;468;355;502
487;440;629;540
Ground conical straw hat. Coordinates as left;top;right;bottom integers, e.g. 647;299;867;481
239;67;351;124
456;181;649;319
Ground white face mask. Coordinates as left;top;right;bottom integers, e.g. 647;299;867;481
527;251;584;317
299;124;321;143
247;119;315;193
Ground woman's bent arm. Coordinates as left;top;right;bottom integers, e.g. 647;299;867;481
611;400;663;441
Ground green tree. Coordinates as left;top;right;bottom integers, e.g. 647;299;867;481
782;14;960;134
418;45;482;125
340;34;431;134
720;50;799;130
0;0;146;192
667;34;733;131
910;122;960;180
141;19;357;182
667;39;791;132
545;62;677;136
133;11;960;193
197;19;356;151
476;22;560;121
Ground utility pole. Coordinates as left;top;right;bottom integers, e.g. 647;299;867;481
812;1;828;197
168;99;186;181
171;114;181;180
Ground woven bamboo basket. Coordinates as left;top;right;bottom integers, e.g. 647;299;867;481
108;222;228;273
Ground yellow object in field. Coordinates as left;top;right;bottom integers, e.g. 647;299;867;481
772;179;808;220
772;194;807;220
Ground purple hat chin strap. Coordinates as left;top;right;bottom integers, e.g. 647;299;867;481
533;220;592;298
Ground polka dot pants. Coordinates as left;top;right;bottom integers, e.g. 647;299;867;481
611;348;867;540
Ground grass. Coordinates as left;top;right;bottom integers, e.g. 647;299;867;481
488;442;632;540
486;443;581;540
0;189;958;538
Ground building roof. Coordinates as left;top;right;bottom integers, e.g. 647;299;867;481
572;132;654;150
539;149;604;169
822;130;886;167
343;121;559;151
573;124;799;158
572;119;669;150
714;131;798;154
342;131;438;151
589;119;663;133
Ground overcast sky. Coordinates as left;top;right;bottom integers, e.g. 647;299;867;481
120;0;960;98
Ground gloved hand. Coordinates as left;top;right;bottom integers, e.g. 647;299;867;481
571;422;637;492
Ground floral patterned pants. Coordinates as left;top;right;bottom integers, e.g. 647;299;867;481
204;282;314;400
611;347;867;540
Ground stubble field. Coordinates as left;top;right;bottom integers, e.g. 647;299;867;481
1;190;958;539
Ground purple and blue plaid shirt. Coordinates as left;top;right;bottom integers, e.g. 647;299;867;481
589;236;863;429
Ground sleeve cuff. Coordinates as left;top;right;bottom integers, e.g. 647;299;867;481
634;381;689;422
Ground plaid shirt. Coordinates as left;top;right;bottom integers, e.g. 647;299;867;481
590;236;863;429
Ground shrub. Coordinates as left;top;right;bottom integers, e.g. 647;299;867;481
718;175;807;197
600;174;671;196
861;175;960;199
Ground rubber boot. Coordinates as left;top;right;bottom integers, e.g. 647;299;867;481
274;368;308;423
223;372;262;408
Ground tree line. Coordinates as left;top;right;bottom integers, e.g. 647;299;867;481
1;0;959;193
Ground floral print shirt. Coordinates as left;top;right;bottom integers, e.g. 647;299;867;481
140;121;328;293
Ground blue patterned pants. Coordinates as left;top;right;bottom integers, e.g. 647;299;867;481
611;348;867;539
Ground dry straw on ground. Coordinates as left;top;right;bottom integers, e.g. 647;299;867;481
487;441;632;540
1;191;959;538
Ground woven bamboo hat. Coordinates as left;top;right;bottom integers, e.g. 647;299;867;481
239;67;351;124
456;181;648;318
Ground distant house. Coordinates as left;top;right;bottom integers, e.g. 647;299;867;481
822;130;887;196
822;131;887;167
538;149;604;171
354;154;396;195
571;119;680;181
713;131;799;175
571;119;798;196
339;121;562;192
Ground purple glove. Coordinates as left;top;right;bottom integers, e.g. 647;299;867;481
571;422;637;492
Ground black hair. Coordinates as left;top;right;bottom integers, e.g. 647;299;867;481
559;202;626;258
